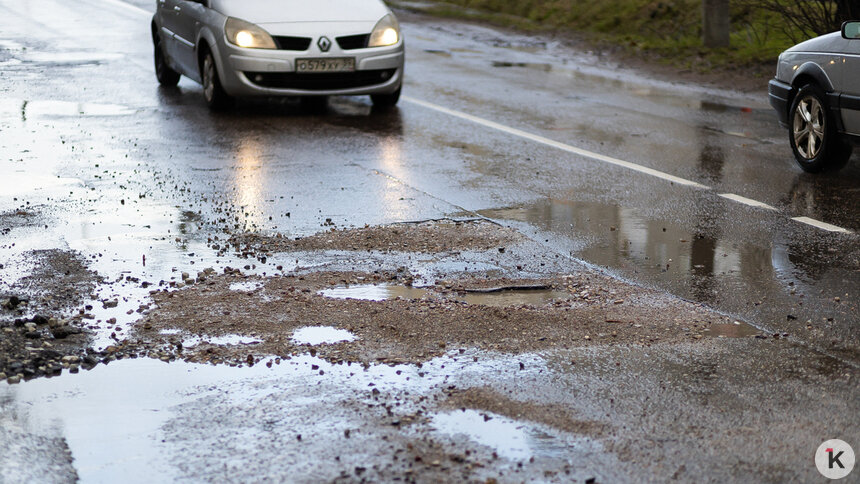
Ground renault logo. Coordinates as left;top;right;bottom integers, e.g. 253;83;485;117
317;36;332;52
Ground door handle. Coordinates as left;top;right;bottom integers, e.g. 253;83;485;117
173;5;181;11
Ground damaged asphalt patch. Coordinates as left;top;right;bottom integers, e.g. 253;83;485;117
227;218;525;255
132;269;751;367
124;220;758;368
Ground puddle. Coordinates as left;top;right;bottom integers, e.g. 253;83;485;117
431;409;571;461
0;99;136;119
0;172;83;196
319;284;430;301
22;51;123;65
229;281;263;292
183;334;261;347
456;288;570;307
702;322;762;338
0;351;553;482
291;326;356;345
320;283;570;307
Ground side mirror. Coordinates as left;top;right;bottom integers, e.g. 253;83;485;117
842;21;860;39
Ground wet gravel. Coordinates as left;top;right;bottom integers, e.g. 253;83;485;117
227;218;524;255
0;249;105;383
113;220;764;370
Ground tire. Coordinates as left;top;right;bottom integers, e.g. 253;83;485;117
370;86;401;110
153;34;180;86
201;48;232;110
788;84;853;173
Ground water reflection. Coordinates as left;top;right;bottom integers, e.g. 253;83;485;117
233;138;268;232
697;138;726;184
480;198;776;306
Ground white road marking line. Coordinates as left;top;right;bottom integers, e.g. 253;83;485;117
792;217;853;234
404;96;856;235
101;0;150;17
403;96;710;189
97;2;858;236
718;193;777;211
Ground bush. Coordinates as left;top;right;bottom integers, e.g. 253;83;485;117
741;0;860;42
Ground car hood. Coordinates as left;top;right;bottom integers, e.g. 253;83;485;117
211;0;390;24
786;31;849;54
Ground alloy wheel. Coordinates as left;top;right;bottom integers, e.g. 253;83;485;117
792;96;825;159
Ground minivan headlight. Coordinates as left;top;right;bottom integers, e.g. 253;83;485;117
225;17;277;49
369;14;400;47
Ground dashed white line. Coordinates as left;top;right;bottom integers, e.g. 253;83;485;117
403;96;854;235
403;96;710;189
718;193;777;211
792;217;853;234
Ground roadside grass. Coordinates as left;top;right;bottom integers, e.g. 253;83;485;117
392;0;811;79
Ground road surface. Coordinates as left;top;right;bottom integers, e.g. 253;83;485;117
0;0;857;482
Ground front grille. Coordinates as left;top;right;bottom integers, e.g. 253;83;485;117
336;34;369;50
244;69;396;90
273;36;312;51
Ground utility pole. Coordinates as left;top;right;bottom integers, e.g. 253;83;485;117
703;0;730;48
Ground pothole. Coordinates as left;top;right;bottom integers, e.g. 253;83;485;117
457;287;571;307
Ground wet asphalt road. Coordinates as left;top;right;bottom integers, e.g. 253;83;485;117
0;0;859;481
5;0;855;357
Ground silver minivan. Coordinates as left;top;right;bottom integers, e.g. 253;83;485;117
151;0;405;109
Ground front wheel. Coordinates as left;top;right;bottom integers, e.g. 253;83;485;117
370;86;401;110
202;49;232;110
153;34;180;86
789;84;852;173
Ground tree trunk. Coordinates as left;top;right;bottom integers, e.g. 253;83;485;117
703;0;731;47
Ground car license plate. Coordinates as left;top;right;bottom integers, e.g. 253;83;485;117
296;58;355;73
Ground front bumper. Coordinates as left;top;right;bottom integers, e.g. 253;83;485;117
768;78;793;128
217;41;404;97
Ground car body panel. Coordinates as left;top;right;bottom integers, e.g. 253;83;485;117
258;21;376;38
171;0;207;76
157;0;183;67
841;42;860;135
786;31;851;54
152;0;404;98
210;0;388;24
